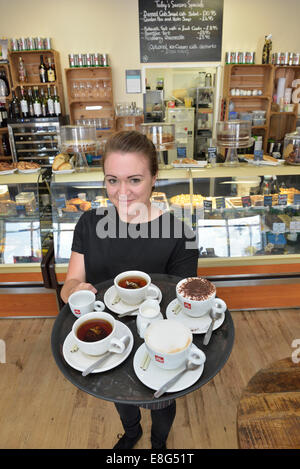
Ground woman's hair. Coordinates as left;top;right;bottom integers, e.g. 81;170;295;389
102;130;158;176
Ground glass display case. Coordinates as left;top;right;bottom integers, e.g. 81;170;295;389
50;164;300;267
0;172;42;265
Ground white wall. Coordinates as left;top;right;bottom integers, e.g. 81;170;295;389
1;0;300;111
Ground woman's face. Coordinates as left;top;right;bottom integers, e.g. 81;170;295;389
104;151;157;219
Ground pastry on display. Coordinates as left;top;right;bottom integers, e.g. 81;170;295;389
0;162;16;172
17;161;40;170
79;201;91;211
62;204;78;212
52;153;72;171
67;198;85;206
170;193;203;207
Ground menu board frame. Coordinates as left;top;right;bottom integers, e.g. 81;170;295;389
138;0;224;63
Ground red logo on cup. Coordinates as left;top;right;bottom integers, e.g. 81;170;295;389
74;309;81;315
184;302;191;310
155;355;164;363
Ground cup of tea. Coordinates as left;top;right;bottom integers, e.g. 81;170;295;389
114;270;158;305
176;277;227;318
144;319;206;370
72;311;127;356
68;290;105;318
136;299;162;339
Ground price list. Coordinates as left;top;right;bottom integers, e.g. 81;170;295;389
138;0;224;62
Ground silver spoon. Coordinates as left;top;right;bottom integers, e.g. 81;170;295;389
203;310;222;346
154;360;199;398
82;335;130;376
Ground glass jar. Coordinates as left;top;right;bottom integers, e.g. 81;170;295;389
283;129;300;164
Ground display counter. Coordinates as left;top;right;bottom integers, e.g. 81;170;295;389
51;164;300;311
0;171;58;317
0;165;299;316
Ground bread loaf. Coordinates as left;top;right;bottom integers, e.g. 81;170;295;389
57;162;72;171
52;153;68;171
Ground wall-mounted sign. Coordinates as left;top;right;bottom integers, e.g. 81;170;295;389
126;69;142;93
139;0;224;63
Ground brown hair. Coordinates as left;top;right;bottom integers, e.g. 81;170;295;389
102;130;158;176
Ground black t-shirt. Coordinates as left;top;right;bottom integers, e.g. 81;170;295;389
71;208;199;286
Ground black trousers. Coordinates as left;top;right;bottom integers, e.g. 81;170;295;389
114;401;176;448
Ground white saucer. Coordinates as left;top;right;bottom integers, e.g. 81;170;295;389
104;284;162;316
133;343;204;393
0;168;17;175
18;168;40;174
166;299;225;334
62;321;133;373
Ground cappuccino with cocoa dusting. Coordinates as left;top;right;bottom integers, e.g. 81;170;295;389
177;277;216;301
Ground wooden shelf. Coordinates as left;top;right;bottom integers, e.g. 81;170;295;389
8;49;65;115
65;66;114;126
9;49;56;54
13;81;59;87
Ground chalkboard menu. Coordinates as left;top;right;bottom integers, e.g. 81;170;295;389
139;0;224;63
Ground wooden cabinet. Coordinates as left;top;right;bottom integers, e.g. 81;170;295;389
65;67;115;137
223;64;300;153
267;65;300;142
223;64;273;152
8;49;65;115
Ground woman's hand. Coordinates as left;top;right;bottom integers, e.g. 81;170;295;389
69;282;97;296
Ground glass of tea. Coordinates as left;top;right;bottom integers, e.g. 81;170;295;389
72;312;126;356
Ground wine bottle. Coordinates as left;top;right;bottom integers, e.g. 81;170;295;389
18;57;27;83
53;86;61;116
47;85;54;116
10;91;21;118
47;57;56;82
27;87;35;117
33;87;42;117
262;34;272;64
39;55;47;83
40;88;47;116
20;86;29;117
0;101;8;127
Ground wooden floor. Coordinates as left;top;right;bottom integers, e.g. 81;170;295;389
0;308;300;449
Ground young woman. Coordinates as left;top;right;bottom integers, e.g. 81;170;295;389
61;130;199;449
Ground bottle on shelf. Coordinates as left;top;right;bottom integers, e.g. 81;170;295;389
47;85;54;116
261;176;272;195
0;101;8;127
53;86;61;116
0;70;10;96
271;175;279;194
20;86;29;118
47;57;56;82
33;87;42;117
10;90;21;118
40;88;47;116
39;55;47;83
27;87;35;117
262;34;272;64
18;56;27;83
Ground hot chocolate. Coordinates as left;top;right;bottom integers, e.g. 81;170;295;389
177;277;216;301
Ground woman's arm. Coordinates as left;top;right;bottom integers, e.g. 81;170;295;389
60;251;97;303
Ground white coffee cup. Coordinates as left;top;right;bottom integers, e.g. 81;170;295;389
176;277;227;318
68;290;105;318
144;319;206;370
72;311;126;356
136;299;162;339
114;270;158;306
